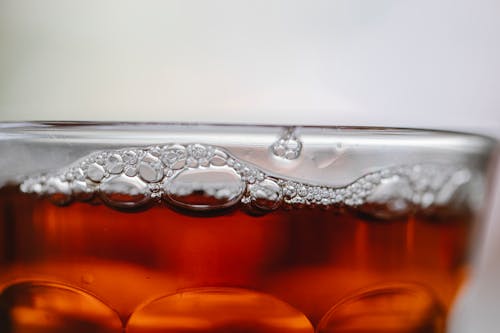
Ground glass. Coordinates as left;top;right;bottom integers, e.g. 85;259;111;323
0;122;496;333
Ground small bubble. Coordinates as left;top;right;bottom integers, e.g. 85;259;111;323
105;154;124;174
421;192;435;208
73;168;86;181
187;143;208;159
95;154;106;166
164;169;174;177
256;172;265;181
149;146;162;157
64;172;74;181
124;166;138;177
138;162;164;183
161;145;187;170
87;164;105;182
297;186;308;197
186;157;199;168
210;149;228;166
122;150;138;165
233;162;242;170
199;158;210;167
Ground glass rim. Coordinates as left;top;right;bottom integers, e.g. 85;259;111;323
0;120;497;143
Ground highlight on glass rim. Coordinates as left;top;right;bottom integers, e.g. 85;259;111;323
0;123;496;333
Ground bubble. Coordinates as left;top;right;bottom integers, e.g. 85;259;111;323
271;128;302;160
87;164;106;183
149;146;162;157
420;192;435;208
187;143;210;160
105;154;124;174
121;150;138;165
165;166;244;211
138;163;163;183
186;157;199;168
283;183;298;199
124;166;138;177
126;288;313;333
317;283;444;333
138;154;164;183
248;179;283;211
160;145;186;170
94;153;107;166
0;281;122;333
210;149;228;166
99;175;151;210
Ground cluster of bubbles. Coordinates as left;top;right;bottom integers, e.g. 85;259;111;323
270;127;303;160
19;143;472;217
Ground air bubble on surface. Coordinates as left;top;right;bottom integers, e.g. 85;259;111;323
316;282;445;333
187;143;211;160
19;143;473;217
164;166;244;211
160;144;187;170
126;287;314;333
99;175;151;210
271;127;303;160
87;164;106;183
105;154;124;174
138;154;164;183
122;150;139;165
124;165;138;177
210;149;228;166
247;179;283;211
0;281;122;333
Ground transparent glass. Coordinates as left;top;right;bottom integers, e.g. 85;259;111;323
0;122;497;333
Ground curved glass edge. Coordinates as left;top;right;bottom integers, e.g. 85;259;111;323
0;121;496;152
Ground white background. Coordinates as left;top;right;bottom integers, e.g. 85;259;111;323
0;1;499;332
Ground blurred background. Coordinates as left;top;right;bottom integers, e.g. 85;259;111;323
0;1;499;331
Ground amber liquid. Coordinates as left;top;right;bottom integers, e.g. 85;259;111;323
0;186;471;333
